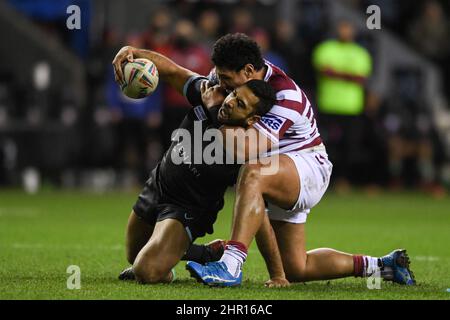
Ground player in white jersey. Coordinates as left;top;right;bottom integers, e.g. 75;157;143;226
113;33;415;288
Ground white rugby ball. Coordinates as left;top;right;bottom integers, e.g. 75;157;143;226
121;58;159;99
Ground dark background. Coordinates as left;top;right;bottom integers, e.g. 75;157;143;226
0;0;448;196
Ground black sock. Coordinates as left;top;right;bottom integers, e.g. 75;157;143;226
182;244;208;263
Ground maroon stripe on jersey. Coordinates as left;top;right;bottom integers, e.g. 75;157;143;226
266;111;289;121
305;105;312;119
277;99;305;113
278;131;314;145
300;91;311;115
280;134;308;142
283;131;304;139
268;75;297;92
281;126;316;140
279;119;294;138
287;136;323;152
315;155;325;164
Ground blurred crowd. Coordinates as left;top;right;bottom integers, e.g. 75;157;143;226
0;0;449;195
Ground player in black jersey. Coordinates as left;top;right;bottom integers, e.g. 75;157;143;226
113;49;276;284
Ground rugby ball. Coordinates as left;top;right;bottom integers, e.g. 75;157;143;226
121;58;159;99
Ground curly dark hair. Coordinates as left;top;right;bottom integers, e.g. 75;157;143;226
212;33;265;72
245;79;276;116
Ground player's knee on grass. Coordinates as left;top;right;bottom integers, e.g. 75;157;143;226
131;219;189;283
133;256;173;284
132;239;182;283
132;241;176;284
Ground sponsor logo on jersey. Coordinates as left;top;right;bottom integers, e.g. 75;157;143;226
193;106;207;121
261;114;285;132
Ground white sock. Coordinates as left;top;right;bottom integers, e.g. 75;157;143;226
364;256;380;277
219;243;247;278
365;256;394;280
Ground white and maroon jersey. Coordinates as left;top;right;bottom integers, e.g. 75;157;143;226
254;61;322;156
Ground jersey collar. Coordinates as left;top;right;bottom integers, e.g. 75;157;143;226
263;60;273;82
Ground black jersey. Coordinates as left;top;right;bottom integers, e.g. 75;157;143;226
155;76;240;214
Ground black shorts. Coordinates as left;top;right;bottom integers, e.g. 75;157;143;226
132;170;219;242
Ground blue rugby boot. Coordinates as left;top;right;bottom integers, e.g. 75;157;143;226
186;261;242;287
380;249;416;285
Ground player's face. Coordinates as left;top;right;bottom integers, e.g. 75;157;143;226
215;67;251;93
218;85;260;127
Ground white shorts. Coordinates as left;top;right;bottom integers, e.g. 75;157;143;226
267;145;333;224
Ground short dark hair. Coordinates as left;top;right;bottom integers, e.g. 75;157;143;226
245;79;275;116
212;33;265;72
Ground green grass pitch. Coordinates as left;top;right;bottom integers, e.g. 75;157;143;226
0;189;449;300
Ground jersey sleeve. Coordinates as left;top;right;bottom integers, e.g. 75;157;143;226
253;79;304;143
183;75;208;107
183;75;222;124
253;113;294;143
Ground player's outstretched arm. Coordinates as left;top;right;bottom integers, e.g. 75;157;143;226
256;213;290;288
112;46;197;95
